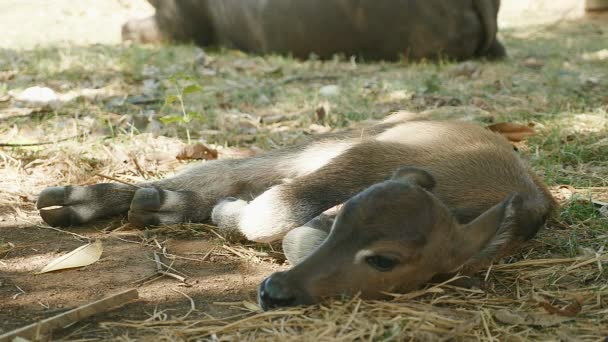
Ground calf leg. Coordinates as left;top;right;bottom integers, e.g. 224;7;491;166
37;139;355;227
282;213;335;265
212;141;414;242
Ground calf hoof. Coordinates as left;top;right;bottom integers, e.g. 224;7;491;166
39;205;78;228
37;184;133;227
128;187;198;227
38;187;75;227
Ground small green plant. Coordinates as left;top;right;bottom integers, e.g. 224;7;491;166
421;72;441;94
160;74;206;144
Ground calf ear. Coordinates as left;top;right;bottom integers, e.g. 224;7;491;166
391;167;436;191
443;193;522;273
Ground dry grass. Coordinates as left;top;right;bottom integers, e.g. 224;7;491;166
1;5;607;342
92;251;608;341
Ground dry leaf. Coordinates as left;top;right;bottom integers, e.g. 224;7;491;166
494;309;573;327
176;143;218;161
487;122;535;142
539;298;582;317
315;101;330;123
242;301;262;312
557;185;576;201
38;240;103;274
523;57;545;69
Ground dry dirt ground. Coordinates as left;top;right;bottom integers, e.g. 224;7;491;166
0;1;607;341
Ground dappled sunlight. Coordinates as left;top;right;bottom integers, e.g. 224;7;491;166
1;223;281;334
0;0;153;49
499;0;585;29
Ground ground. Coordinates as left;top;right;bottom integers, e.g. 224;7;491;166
0;1;607;341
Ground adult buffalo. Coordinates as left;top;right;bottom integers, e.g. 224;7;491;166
122;0;505;60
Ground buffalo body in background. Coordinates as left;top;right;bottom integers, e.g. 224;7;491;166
123;0;505;60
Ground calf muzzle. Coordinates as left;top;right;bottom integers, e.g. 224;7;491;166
258;272;312;311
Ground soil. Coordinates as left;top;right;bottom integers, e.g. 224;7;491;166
0;215;286;339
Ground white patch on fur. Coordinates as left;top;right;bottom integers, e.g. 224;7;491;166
74;204;96;222
68;186;91;202
238;186;292;242
156;213;186;225
211;199;247;227
161;190;182;210
354;249;375;265
285;141;352;177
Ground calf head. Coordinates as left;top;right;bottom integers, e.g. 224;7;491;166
259;167;521;310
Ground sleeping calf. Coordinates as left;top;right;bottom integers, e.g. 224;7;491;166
37;113;554;309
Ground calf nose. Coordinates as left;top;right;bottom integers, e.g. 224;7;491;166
258;272;298;311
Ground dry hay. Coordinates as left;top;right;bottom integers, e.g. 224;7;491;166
77;237;607;341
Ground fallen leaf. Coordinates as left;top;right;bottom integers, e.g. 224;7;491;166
242;301;262;312
494;309;573;327
0;70;15;82
487;122;535;142
13;86;62;109
315;101;330;123
557;185;576;201
176;143;218;161
319;84;340;97
38;240;103;274
578;246;597;257
539;298;582;317
449;61;480;78
523;57;544;69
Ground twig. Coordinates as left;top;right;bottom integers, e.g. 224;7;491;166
33;224;90;242
201;248;215;261
338;298;361;336
94;173;141;188
12;285;25;300
149;258;189;277
153;251;163;272
137;274;165;287
173;289;196;320
131;156;148;179
0;289;138;341
222;245;248;259
158;271;188;283
102;223;130;233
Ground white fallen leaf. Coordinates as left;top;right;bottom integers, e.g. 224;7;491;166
319;84;340;97
13;86;62;109
38;240;103;274
242;300;262;312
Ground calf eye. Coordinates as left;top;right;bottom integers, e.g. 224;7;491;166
365;255;399;272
